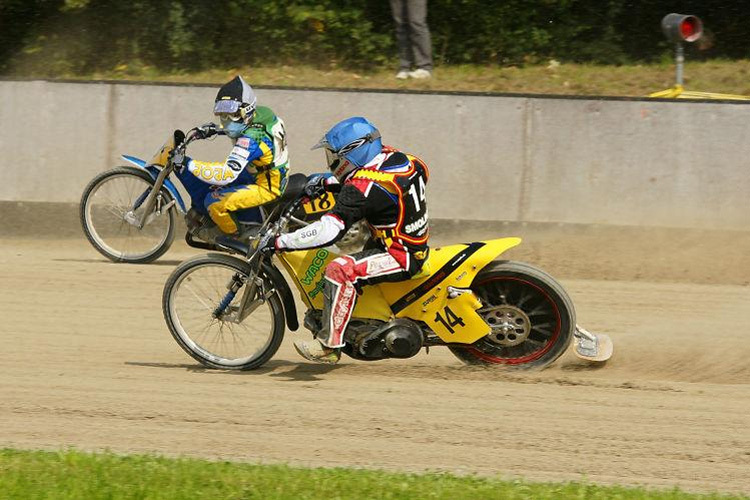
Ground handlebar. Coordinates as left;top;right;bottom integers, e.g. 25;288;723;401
166;126;226;170
182;126;226;149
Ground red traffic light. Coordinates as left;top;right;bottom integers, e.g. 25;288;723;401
661;13;703;43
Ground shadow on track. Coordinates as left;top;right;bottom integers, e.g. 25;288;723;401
54;258;185;266
125;359;342;381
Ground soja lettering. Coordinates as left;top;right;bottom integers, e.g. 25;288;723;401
190;163;236;183
300;248;330;286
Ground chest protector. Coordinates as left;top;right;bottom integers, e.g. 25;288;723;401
353;154;429;246
240;106;290;172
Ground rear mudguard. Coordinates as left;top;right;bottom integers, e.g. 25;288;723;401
377;237;524;343
121;154;187;214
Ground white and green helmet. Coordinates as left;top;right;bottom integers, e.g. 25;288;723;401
213;75;257;137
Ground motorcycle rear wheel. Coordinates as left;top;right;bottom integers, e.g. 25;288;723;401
80;166;176;263
163;253;285;370
449;260;575;369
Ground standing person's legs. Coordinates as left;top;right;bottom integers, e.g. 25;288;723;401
406;0;433;72
390;0;412;73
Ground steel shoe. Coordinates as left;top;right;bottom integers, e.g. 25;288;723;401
293;339;341;365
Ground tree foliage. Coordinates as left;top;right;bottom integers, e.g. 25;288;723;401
1;0;749;74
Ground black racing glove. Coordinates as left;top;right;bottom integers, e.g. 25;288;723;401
195;122;219;140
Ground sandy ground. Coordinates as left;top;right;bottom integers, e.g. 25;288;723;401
1;234;749;494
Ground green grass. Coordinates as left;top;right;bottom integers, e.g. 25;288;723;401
0;449;747;500
9;59;750;97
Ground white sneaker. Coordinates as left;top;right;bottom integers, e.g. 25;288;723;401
395;70;410;80
408;68;432;79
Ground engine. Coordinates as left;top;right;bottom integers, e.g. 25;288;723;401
304;312;424;361
351;319;424;360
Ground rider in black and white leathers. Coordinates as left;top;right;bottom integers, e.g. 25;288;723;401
265;117;430;364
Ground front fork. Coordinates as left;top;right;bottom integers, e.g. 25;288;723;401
212;269;273;323
134;164;173;229
124;189;175;227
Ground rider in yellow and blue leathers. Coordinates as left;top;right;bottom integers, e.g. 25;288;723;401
183;76;289;241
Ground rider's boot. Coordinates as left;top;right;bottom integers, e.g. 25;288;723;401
293;338;341;365
187;210;229;244
193;223;228;244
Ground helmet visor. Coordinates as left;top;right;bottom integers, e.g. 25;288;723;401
311;135;330;151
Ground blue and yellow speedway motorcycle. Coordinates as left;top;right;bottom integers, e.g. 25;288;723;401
161;176;613;370
79;127;365;263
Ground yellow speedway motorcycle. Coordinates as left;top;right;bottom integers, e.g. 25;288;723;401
162;174;612;370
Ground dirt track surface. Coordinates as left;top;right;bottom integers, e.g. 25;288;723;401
2;237;750;494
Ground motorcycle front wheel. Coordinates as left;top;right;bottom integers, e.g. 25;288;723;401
449;260;575;370
162;253;285;370
80;166;176;263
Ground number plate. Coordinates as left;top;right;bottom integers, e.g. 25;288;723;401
302;192;336;214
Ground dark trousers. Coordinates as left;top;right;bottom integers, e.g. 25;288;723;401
390;0;433;71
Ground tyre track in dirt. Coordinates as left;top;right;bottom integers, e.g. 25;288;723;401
1;238;749;494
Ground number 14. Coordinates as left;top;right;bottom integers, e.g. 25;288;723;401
434;305;465;334
408;177;427;211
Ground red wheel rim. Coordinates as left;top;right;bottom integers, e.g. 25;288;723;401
468;276;562;365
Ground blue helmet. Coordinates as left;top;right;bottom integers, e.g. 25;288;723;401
312;117;382;180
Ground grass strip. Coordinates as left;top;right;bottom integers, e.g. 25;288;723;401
13;60;750;98
0;449;747;500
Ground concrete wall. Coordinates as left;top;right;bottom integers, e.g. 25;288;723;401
1;79;748;230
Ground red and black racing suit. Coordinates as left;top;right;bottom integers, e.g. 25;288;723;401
275;146;430;348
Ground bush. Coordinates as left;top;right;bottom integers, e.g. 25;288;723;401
2;0;749;75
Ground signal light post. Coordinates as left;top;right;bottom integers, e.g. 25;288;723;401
661;13;703;86
651;13;750;99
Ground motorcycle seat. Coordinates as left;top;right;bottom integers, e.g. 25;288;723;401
278;173;307;204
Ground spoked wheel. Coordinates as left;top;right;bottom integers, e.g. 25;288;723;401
80;167;176;263
162;253;285;370
450;261;576;369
